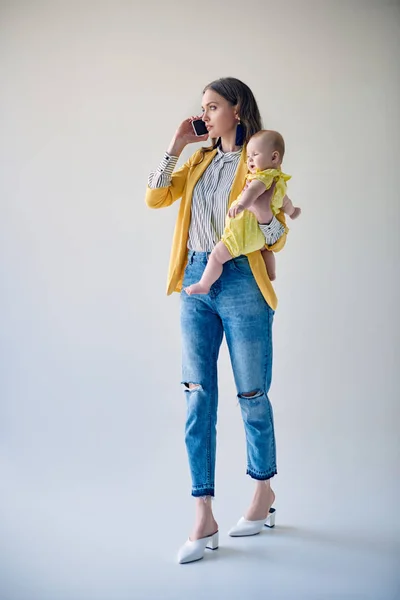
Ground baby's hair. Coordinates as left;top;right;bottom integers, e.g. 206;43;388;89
251;129;285;159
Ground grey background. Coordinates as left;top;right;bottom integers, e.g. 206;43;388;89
1;0;399;598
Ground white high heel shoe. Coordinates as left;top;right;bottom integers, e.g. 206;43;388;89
177;531;219;564
228;508;276;537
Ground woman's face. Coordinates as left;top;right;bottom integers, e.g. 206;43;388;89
201;89;238;139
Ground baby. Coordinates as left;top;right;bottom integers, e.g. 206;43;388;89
184;129;301;295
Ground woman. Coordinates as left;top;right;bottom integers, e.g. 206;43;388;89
146;77;288;564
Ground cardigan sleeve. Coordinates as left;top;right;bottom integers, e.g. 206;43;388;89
263;211;288;252
147;153;179;189
145;153;192;210
259;217;285;247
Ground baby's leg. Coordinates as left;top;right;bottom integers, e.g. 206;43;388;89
261;248;276;281
184;242;232;295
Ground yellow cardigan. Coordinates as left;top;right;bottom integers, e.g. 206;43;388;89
145;147;288;310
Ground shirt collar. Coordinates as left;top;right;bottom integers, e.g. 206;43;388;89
215;146;242;163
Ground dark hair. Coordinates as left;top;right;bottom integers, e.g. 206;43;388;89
199;77;263;158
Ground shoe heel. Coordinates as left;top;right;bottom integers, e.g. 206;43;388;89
206;531;219;550
265;507;276;528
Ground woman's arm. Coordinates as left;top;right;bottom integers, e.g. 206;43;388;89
146;153;190;209
148;153;179;189
145;117;208;210
260;212;288;252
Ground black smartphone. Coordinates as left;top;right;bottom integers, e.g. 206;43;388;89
191;119;208;136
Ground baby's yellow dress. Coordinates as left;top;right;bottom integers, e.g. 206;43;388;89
221;168;291;258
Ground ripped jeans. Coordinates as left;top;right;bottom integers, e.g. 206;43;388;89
181;250;277;497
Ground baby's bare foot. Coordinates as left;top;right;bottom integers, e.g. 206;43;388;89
184;283;210;295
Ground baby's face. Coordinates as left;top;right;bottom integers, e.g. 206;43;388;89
246;137;276;173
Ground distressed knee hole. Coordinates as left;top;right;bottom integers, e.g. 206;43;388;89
238;389;264;399
182;382;203;392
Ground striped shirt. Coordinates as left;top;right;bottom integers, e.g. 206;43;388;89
148;149;285;252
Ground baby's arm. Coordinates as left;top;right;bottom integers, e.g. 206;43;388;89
282;194;301;219
228;179;266;218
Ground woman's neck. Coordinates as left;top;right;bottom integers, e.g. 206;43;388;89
219;132;241;153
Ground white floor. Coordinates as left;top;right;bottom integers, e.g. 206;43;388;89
1;473;399;600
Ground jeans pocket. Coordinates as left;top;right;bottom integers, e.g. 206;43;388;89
230;255;254;278
182;262;203;288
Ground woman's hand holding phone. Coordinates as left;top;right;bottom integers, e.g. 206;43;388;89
167;116;209;156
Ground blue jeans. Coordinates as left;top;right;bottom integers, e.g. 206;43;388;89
180;250;277;497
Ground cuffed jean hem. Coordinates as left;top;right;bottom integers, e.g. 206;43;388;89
247;468;277;481
192;487;215;498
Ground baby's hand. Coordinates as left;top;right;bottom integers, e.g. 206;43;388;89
228;203;245;218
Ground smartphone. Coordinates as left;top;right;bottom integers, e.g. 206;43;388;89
191;119;208;136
